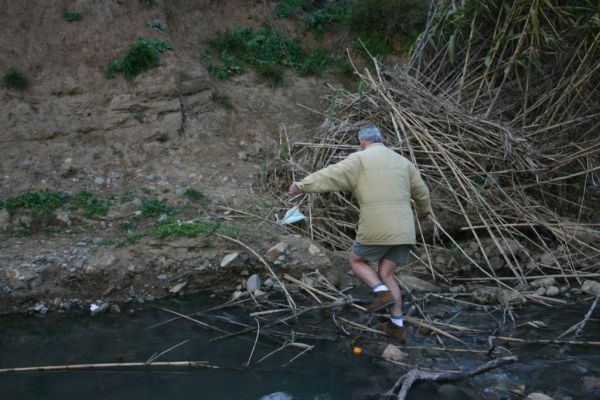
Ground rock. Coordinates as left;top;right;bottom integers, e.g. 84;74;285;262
231;290;243;300
539;252;555;266
265;242;288;261
156;274;167;280
488;255;505;271
253;289;267;298
59;158;75;177
264;278;274;288
581;280;600;296
90;301;109;316
397;274;441;293
582;376;600;391
169;281;188;294
545;286;560;296
220;252;239;268
525;393;553;400
110;304;121;313
94;176;105;185
449;285;466;293
472;287;498;304
535;287;546;296
237;151;248;161
308;244;321;255
531;277;556;288
246;274;262;292
33;303;48;314
302;276;314;287
382;344;408;362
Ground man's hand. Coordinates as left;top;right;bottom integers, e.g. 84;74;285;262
289;182;302;196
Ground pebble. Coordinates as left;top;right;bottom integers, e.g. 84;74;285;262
110;304;121;313
220;253;239;268
382;344;408;362
94;176;105;185
308;244;321;255
156;274;167;280
33;303;48;314
525;393;553;400
90;301;109;316
253;289;266;298
246;274;262;292
264;278;274;288
531;277;555;288
545;286;560;296
265;242;288;261
169;281;187;294
231;290;243;300
581;280;600;296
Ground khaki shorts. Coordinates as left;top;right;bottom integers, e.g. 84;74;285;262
351;241;411;265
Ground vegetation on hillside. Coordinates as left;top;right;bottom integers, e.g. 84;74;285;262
2;68;29;90
105;37;172;80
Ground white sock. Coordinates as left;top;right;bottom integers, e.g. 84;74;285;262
372;283;389;293
391;315;404;327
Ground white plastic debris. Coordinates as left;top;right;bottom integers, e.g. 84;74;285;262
276;206;306;225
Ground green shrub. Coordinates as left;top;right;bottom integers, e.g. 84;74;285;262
105;37;172;80
208;26;333;85
63;11;83;22
274;0;307;18
71;190;110;217
4;190;70;217
139;199;177;217
2;68;29;90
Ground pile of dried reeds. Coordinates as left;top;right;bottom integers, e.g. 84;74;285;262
265;0;600;287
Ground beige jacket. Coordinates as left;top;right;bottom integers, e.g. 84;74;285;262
299;143;431;245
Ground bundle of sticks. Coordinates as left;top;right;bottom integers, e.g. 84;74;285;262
265;0;599;289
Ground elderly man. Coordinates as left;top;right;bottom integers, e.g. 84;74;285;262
289;124;431;340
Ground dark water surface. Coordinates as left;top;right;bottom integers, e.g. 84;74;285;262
1;295;599;400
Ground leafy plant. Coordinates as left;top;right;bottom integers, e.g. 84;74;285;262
105;37;172;80
4;190;70;217
63;11;83;22
208;26;334;85
71;191;110;217
139;199;177;217
2;68;29;90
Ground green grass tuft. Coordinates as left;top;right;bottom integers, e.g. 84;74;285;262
63;11;83;22
184;188;212;204
2;68;29;90
105;37;172;80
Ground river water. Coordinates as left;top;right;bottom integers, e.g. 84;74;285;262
1;294;599;400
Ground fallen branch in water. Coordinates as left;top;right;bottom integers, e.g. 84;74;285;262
0;361;220;373
382;356;518;400
491;336;600;346
558;295;600;340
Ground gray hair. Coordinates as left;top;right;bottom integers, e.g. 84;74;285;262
357;124;382;143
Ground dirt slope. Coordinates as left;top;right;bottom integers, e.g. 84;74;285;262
0;0;339;313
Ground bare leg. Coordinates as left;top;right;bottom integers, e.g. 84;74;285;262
378;258;403;316
349;252;380;288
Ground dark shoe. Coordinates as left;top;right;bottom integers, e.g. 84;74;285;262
377;322;406;341
365;291;395;313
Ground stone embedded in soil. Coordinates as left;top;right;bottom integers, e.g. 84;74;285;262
525;393;553;400
220;252;239;268
382;345;408;362
581;280;600;296
265;242;288;261
539;252;555;266
396;274;440;293
246;274;262;292
90;301;109;316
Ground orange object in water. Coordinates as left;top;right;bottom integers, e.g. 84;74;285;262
352;346;363;355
